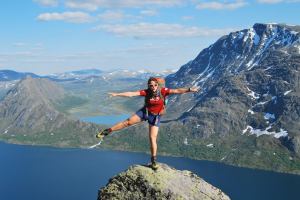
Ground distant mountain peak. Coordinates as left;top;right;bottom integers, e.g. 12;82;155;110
8;76;65;103
0;69;39;81
0;76;99;138
47;68;176;82
0;77;68;133
170;23;300;85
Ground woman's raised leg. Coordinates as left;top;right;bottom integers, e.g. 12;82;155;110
110;114;142;132
96;113;142;138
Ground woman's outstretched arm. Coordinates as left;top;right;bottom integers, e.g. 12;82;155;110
169;87;199;94
108;91;140;97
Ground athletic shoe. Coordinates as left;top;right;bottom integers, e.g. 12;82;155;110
150;156;159;170
150;160;159;170
96;129;110;139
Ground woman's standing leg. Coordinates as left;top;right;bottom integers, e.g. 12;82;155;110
149;125;159;169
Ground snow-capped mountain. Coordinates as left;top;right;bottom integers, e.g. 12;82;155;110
101;69;176;80
0;70;40;96
48;69;103;80
0;68;176;83
166;23;300;156
48;68;176;83
168;23;300;88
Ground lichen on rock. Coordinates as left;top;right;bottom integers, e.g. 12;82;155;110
98;163;230;200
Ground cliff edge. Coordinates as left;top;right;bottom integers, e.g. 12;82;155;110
98;163;230;200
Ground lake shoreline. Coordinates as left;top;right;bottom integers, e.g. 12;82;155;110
1;138;299;177
2;141;300;200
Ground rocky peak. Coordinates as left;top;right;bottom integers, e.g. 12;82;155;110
98;163;230;200
167;23;300;88
7;76;65;103
163;23;300;159
0;77;67;134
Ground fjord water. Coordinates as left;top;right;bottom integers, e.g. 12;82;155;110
80;114;131;125
1;142;300;200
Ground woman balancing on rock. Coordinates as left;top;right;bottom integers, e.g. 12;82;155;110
96;77;198;170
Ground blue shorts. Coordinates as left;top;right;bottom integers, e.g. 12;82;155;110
135;108;161;127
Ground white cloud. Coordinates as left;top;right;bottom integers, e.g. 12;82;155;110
15;51;36;56
257;0;283;3
140;10;158;16
140;9;158;17
182;16;194;20
37;11;93;23
257;0;300;3
98;10;127;21
65;0;99;11
13;42;26;47
0;51;36;58
196;0;248;10
92;23;233;38
65;0;185;11
97;10;143;22
33;0;59;7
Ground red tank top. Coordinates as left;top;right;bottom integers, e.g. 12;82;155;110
139;87;170;114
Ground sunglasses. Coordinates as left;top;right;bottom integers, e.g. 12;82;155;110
148;84;158;87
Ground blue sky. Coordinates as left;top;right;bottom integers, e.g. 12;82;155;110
0;0;299;75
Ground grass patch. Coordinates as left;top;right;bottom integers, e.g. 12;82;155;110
54;95;89;114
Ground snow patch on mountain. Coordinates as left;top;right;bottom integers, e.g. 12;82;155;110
246;86;260;99
242;125;288;138
0;81;18;89
248;109;255;114
284;90;292;96
48;68;177;82
264;113;275;120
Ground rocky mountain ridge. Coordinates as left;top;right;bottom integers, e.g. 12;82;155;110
47;68;176;83
165;23;300;155
0;70;39;81
0;77;65;133
0;76;100;147
98;163;230;200
101;23;300;174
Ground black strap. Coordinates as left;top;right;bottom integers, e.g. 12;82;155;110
144;88;165;115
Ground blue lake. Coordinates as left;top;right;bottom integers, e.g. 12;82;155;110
1;142;300;200
80;114;131;125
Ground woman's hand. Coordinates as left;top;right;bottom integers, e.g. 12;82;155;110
189;87;199;93
108;92;118;97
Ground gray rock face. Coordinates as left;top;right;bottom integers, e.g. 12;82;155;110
0;76;99;144
0;77;66;134
98;163;230;200
165;23;300;154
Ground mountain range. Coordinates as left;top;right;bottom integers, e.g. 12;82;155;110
0;23;299;174
166;23;300;152
0;68;176;87
103;23;300;174
0;70;39;81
